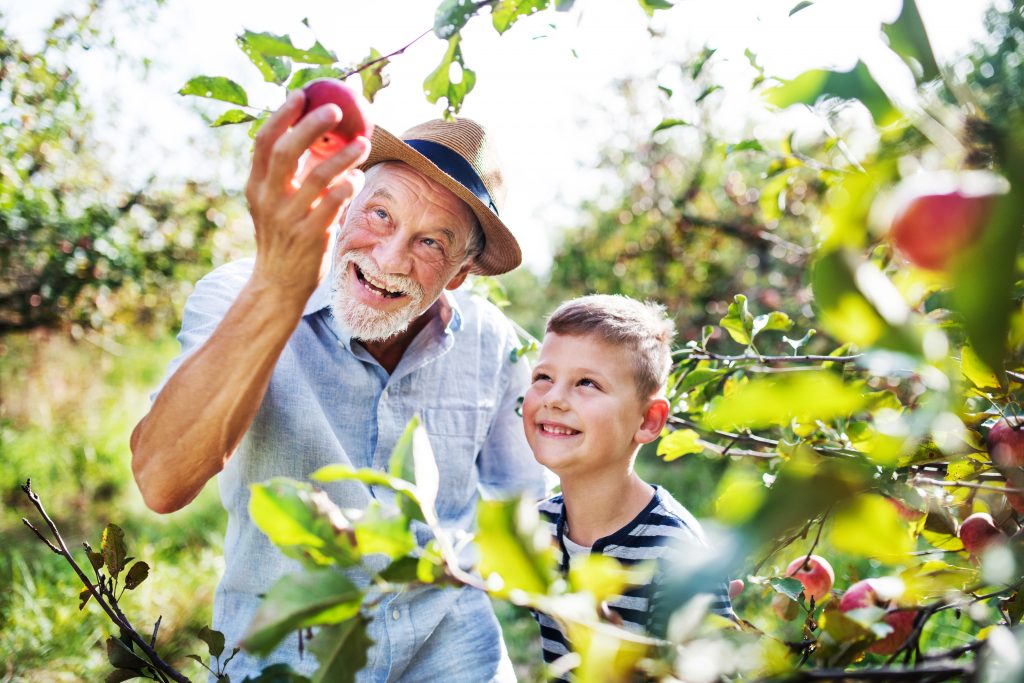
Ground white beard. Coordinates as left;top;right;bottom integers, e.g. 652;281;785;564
329;250;426;342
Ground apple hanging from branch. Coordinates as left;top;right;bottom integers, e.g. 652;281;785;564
839;577;918;655
300;78;374;157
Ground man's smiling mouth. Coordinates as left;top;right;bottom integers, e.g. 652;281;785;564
354;263;406;299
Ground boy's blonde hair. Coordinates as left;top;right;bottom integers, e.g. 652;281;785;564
546;294;675;399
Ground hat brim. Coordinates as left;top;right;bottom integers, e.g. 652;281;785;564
360;125;522;276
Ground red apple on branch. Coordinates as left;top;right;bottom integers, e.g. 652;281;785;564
300;78;373;157
839;577;917;655
885;170;1006;271
784;554;835;603
958;512;1006;556
988;417;1024;469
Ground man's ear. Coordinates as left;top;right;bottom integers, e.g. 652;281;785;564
635;397;670;445
445;262;474;291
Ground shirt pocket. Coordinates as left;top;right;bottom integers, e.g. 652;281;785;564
420;407;484;515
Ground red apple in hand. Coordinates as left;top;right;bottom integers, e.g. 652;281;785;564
839;577;916;655
784;554;835;603
886;170;1005;271
958;512;1006;556
300;78;373;157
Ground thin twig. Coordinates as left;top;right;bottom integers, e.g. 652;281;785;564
910;475;1024;494
675;349;862;364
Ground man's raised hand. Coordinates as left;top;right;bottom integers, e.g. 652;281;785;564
245;89;370;306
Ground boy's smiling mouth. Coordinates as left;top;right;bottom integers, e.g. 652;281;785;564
538;422;581;437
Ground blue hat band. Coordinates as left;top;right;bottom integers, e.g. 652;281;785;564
405;139;499;217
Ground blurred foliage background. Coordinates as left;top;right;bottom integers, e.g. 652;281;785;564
5;0;1024;680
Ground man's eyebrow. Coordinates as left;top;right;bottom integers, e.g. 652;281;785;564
368;188;395;202
439;227;457;245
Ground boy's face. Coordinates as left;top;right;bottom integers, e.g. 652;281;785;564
523;332;663;478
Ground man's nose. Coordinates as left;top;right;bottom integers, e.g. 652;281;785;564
372;231;413;275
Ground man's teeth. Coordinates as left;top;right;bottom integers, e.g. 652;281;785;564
356;266;403;298
542;424;579;436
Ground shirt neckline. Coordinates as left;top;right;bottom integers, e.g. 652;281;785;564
556;486;662;564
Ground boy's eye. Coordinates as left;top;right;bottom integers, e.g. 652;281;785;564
577;378;600;389
532;373;551;383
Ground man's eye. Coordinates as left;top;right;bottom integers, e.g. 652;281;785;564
373;208;389;220
422;238;442;250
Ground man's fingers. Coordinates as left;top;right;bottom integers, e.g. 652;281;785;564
250;90;305;186
290;137;370;214
264;104;344;193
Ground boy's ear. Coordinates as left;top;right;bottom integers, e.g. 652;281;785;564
635;397;670;444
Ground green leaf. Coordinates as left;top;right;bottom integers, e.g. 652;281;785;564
679;368;725;392
751;311;793;341
106;670;143;683
961;344;1002;391
720;294;754;346
657;429;704;461
308;615;374;683
237;31;337;65
881;0;939;83
85;545;104;571
477;498;556;597
690;47;716;79
771;576;805;601
433;0;483;39
242;570;363;656
695;85;722;103
377;555;420;583
470;275;511;309
357;49;390;102
239;663;311;682
637;0;673;16
211;109;257;127
178;76;249;107
287;67;346;91
353;503;416;560
763;61;900;126
106;637;147;670
101;524;127;580
704;370;867;431
492;0;550;35
652;118;690;134
237;32;292;84
788;1;813;16
249;479;360;567
123;561;149;590
423;35;476;117
198;625;225;658
727;139;765;154
386;416;439;520
950;187;1024;374
249;114;271;139
828;494;913;560
555;0;575;9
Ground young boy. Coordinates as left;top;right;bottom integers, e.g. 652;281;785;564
523;294;734;673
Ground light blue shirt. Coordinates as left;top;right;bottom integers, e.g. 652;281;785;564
159;258;547;681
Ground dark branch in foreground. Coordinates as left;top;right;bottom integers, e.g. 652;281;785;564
20;479;190;683
775;661;971;681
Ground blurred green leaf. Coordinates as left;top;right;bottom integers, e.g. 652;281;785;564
353;503;416;560
101;524;126;580
789;1;813;16
881;0;939;83
950;187;1024;374
477;498;556;597
424;35;476;117
308;615;373;683
106;637;146;670
434;0;482;39
242;570;363;656
106;670;143;683
237;32;291;84
657;429;704;461
962;344;1002;391
704;370;866;431
714;468;766;525
690;47;717;79
237;663;310;682
492;0;550;34
178;76;249;106
653;118;691;134
357;48;390;102
829;494;913;559
764;61;900;126
211;109;256;127
78;586;92;611
752;311;793;340
771;576;805;601
637;0;673;16
198;625;225;658
237;31;337;65
287;66;346;91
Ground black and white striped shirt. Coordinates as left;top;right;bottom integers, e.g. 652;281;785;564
534;486;735;678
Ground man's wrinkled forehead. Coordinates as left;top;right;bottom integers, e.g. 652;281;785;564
359;161;475;230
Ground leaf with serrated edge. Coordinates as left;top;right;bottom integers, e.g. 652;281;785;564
212;109;257;127
237;33;291;84
720;294;754;346
358;48;390;102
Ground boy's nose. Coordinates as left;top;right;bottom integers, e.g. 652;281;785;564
543;385;569;411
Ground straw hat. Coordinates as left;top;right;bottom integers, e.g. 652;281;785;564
361;118;521;276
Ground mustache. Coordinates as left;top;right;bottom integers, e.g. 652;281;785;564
335;250;424;298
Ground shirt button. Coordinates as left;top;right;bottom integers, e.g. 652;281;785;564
392;610;401;621
381;389;389;401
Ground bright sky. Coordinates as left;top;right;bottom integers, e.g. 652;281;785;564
7;0;994;272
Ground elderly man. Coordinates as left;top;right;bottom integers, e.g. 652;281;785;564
130;92;546;680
